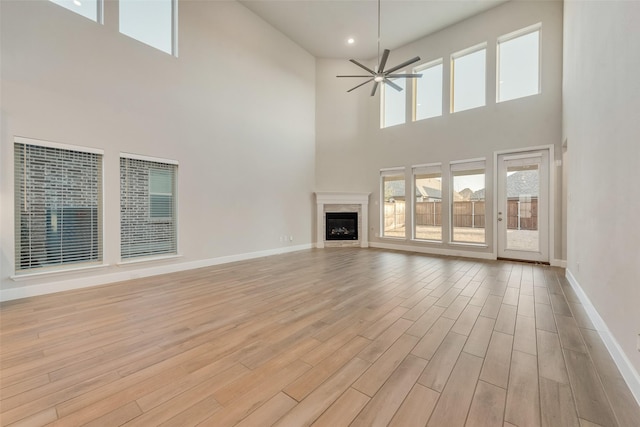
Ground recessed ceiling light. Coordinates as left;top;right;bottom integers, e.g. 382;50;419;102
347;38;355;45
73;0;82;6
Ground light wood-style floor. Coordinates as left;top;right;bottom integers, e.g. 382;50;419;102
1;248;639;427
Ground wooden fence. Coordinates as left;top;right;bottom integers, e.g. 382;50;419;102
389;199;538;231
384;202;405;231
506;198;538;230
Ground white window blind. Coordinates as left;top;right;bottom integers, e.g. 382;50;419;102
14;140;103;273
120;156;177;260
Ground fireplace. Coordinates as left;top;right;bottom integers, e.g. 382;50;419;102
315;192;370;248
325;212;358;241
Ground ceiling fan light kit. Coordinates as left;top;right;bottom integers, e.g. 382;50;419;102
337;0;423;96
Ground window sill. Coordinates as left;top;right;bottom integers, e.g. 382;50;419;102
117;254;182;266
11;263;109;281
411;239;444;244
380;236;407;241
449;242;489;248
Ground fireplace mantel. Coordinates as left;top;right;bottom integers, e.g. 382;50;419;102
315;192;370;248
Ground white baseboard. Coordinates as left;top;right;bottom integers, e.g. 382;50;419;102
0;244;313;302
565;268;640;406
551;259;567;268
369;241;496;261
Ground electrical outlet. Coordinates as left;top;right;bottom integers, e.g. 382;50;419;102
289;235;293;242
637;334;640;352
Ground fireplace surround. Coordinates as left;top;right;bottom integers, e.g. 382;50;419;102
315;192;370;248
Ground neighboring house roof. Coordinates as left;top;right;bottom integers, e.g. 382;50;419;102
387;170;538;201
471;170;539;200
506;169;539;198
416;185;442;200
384;180;406;199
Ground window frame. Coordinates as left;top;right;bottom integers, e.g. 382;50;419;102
450;43;487;113
13;137;105;276
412;59;443;122
496;23;542;103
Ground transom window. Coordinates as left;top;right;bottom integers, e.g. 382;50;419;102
49;0;102;22
413;60;443;121
451;44;487;113
498;24;541;102
119;0;177;55
381;76;406;129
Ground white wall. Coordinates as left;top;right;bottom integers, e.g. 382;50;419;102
0;0;316;300
563;0;640;382
316;0;564;259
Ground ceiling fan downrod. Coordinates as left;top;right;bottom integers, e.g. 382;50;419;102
336;0;423;96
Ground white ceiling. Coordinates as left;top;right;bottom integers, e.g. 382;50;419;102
239;0;508;59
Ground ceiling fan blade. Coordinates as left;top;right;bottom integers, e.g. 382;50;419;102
347;78;374;93
378;49;390;73
370;81;379;97
387;74;423;78
384;79;403;92
385;56;421;74
349;59;376;75
337;75;377;78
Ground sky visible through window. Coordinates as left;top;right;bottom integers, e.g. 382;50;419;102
50;0;99;21
383;77;406;128
453;48;486;112
453;172;485;192
120;0;173;55
499;30;540;102
415;62;443;120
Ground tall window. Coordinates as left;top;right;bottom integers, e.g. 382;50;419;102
119;0;176;55
451;160;486;244
413;164;442;241
49;0;102;22
498;24;541;102
451;44;486;113
120;155;177;260
413;60;443;121
381;169;406;238
14;139;103;273
381;77;406;128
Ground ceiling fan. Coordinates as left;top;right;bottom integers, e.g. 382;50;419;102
337;0;423;96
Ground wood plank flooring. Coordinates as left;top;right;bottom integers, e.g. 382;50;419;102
1;248;639;426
